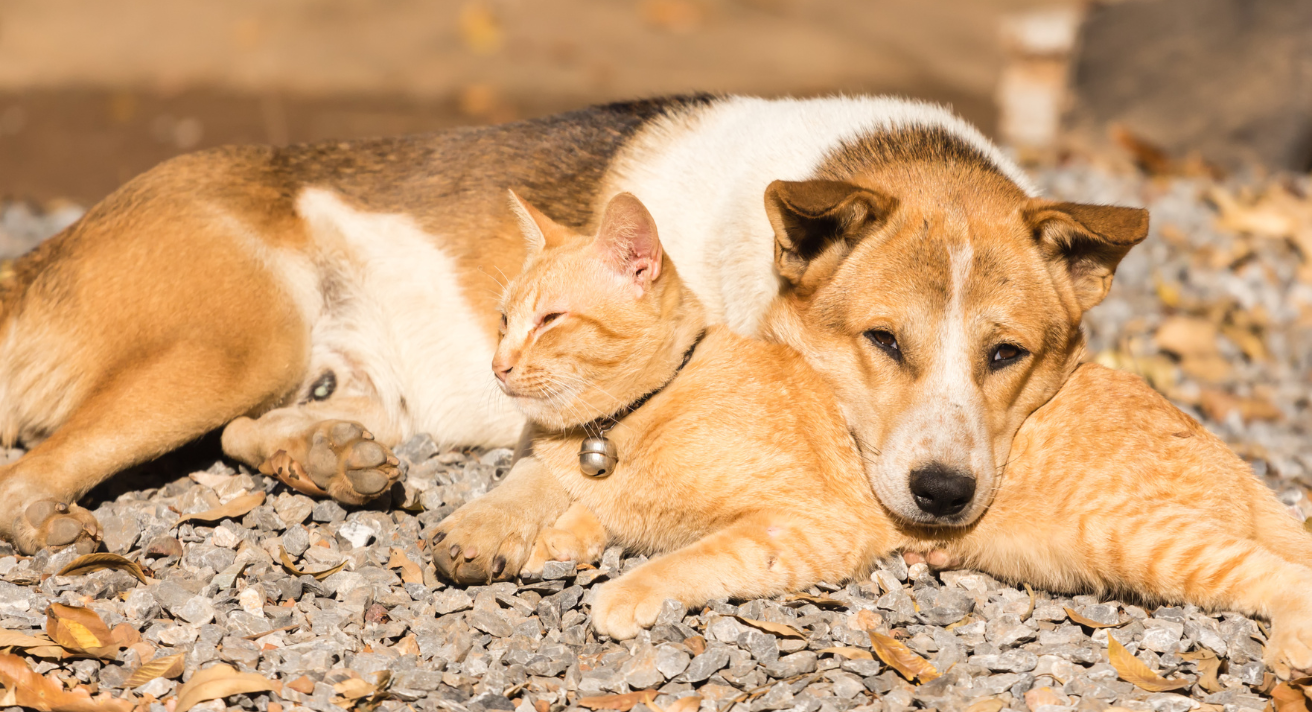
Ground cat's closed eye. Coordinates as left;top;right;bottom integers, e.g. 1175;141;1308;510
538;312;565;329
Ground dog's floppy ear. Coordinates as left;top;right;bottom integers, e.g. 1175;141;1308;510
764;179;898;286
1024;200;1149;313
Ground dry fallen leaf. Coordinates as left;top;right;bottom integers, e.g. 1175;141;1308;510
123;652;184;689
1271;679;1312;712
817;647;874;661
386;549;423;585
0;630;55;649
0;653;131;712
1199;389;1283;424
176;491;265;527
735;617;805;639
109;623;141;648
1064;607;1126;629
1106;632;1191;692
867;629;938;683
1180;649;1222;693
46;604;120;659
661;695;702;712
286;675;316;695
278;547;347;580
58;553;151;585
577;689;657;711
783;594;846;610
174;663;279;712
333;677;376;700
854;608;882;632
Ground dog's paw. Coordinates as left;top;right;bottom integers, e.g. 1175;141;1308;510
263;421;400;506
903;549;959;570
430;501;539;585
13;500;101;555
1265;615;1312;679
591;574;676;640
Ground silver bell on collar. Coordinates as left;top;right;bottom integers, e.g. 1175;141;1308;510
579;436;618;478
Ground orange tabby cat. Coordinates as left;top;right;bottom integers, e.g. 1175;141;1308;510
433;191;1312;677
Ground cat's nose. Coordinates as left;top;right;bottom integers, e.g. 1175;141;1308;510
908;462;976;517
492;363;513;383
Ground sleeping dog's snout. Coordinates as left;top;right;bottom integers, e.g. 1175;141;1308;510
909;462;976;518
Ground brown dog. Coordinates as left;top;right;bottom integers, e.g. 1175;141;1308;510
0;95;1140;556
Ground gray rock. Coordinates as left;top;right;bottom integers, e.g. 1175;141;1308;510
311;500;347;524
762;651;817;678
683;645;731;683
656;644;691;678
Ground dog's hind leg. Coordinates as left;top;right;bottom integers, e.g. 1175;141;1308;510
220;395;403;507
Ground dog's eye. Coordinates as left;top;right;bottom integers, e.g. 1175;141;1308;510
865;329;902;362
989;343;1027;369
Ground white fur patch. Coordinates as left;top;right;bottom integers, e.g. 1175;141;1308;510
296;189;525;447
609;95;1035;337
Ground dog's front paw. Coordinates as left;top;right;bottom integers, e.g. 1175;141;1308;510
592;573;678;640
263;421;401;506
1266;614;1312;679
13;500;101;555
430;500;539;585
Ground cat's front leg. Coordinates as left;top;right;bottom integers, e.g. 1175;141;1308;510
431;456;571;584
522;502;609;577
591;512;879;640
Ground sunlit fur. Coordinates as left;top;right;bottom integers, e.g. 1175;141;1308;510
435;194;1312;676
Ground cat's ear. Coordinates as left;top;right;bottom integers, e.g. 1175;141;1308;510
507;190;553;257
595;192;663;291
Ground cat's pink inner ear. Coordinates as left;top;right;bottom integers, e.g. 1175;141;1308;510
596;192;663;289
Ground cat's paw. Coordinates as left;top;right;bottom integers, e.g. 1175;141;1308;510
431;500;539;584
592;573;676;640
902;549;959;570
262;421;401;506
13;500;101;555
1265;614;1312;679
522;514;608;577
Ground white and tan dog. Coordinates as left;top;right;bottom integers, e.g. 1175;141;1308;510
0;94;1142;555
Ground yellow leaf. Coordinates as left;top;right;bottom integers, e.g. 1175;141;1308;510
735;616;805;639
176;491;265;527
867;630;938;683
783;594;847;610
0;630;54;648
1106;632;1190;692
174;663;279;712
46;604;119;659
1271;679;1311;712
1064;606;1126;629
278;547;347;580
386;549;423;585
965;699;1004;712
123;653;185;688
817;647;874;661
1179;649;1221;693
58;553;151;585
0;652;132;712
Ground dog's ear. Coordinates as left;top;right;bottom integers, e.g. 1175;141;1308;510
1024;200;1149;313
765;179;898;286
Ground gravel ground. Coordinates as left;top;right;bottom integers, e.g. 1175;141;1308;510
0;162;1308;712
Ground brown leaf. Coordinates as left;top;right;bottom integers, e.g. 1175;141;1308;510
854;609;883;632
123;653;184;689
783;594;847;610
1180;649;1222;693
735;617;804;640
1064;607;1126;629
867;630;938;683
577;690;657;711
278;547;347;580
46;604;120;659
386;549;423;585
817;647;874;661
286;675;316;695
1022;583;1035;621
176;491;266;527
683;635;706;656
965;699;1004;712
1272;680;1312;712
333;678;377;700
109;623;141;648
0;630;55;648
0;652;132;712
1106;632;1190;692
58;553;151;585
174;663;279;712
1024;686;1067;711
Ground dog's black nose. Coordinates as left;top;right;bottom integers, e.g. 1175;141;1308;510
909;463;976;517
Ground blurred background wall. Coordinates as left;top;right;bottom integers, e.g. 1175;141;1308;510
0;0;1068;204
